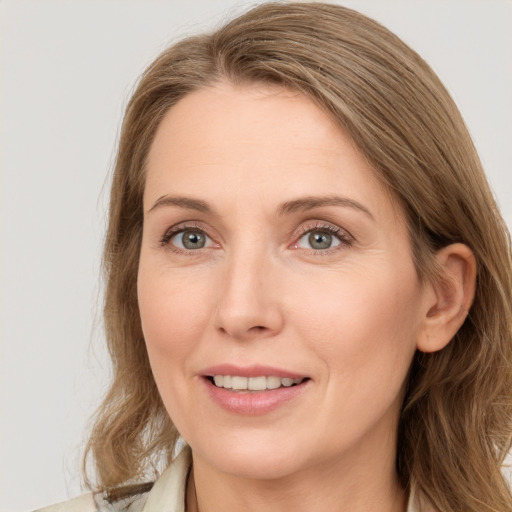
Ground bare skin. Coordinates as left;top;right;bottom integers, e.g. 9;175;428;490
139;81;475;512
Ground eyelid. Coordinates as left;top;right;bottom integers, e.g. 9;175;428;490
160;221;218;249
158;219;353;253
290;221;354;250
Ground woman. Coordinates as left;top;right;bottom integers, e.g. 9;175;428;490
37;2;512;511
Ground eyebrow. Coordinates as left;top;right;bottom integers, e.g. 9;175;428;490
278;195;374;219
147;195;212;214
147;194;373;219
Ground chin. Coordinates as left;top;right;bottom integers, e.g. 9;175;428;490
189;433;309;481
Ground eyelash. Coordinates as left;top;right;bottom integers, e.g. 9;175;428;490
159;222;212;252
159;221;353;254
292;222;353;254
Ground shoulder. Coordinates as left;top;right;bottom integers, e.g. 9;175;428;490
33;446;191;512
407;486;437;512
33;483;153;512
33;494;96;512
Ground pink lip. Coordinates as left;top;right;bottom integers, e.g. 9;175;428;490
200;363;306;379
199;364;311;416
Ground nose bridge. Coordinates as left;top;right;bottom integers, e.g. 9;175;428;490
215;237;283;339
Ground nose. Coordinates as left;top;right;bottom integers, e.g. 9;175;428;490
214;248;284;341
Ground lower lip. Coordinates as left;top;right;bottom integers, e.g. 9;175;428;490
202;378;310;415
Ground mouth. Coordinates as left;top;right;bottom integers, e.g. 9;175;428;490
205;375;309;392
200;366;311;414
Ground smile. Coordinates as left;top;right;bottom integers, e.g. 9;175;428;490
210;375;305;391
200;365;311;414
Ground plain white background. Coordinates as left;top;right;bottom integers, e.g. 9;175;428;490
1;1;511;510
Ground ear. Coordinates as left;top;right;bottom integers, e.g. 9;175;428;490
417;243;476;353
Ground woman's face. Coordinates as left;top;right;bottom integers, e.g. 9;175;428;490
138;82;430;480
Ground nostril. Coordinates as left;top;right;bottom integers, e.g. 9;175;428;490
249;326;267;333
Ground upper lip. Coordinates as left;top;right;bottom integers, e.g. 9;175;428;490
200;364;308;379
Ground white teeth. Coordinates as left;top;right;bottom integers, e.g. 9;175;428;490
248;376;267;391
266;376;281;389
231;376;248;390
211;375;304;390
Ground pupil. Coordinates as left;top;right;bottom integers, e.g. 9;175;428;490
183;231;205;249
309;231;332;250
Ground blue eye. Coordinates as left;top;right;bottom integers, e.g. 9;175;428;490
170;230;212;250
296;229;343;250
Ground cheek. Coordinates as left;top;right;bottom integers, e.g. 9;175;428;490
136;263;211;432
137;262;214;368
137;260;225;441
298;269;421;447
288;264;422;385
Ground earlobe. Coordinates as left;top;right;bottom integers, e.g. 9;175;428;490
417;243;476;353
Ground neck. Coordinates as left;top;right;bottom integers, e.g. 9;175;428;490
186;444;407;512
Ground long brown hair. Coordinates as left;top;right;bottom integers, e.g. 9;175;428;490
84;3;512;510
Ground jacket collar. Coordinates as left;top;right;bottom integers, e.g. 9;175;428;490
142;446;192;512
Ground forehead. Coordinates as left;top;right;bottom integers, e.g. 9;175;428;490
147;81;344;172
144;81;400;224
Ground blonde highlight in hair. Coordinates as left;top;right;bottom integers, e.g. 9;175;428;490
84;3;512;510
